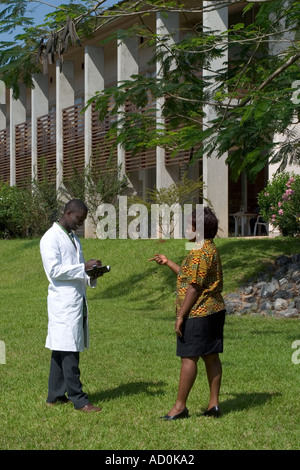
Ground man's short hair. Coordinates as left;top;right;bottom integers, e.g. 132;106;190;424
64;199;88;214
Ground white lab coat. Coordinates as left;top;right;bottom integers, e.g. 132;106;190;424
40;222;96;352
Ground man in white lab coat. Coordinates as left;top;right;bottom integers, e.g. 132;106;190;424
40;199;103;412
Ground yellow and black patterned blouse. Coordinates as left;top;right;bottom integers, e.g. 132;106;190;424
176;239;225;318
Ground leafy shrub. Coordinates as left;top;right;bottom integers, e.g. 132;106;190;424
0;152;128;238
257;172;300;236
0;174;60;238
29;176;60;236
127;173;207;238
62;154;128;229
0;183;28;237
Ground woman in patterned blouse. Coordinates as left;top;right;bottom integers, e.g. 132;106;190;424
149;207;226;420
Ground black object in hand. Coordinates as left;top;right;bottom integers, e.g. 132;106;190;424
86;265;111;276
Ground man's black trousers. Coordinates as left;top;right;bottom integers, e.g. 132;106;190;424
47;350;89;409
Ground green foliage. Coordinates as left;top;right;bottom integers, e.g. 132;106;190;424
126;174;207;237
87;0;300;180
0;182;28;237
30;168;61;236
146;173;206;207
1;1;300;175
0;149;129;239
0;0;93;97
0;168;60;238
258;172;300;236
62;154;128;229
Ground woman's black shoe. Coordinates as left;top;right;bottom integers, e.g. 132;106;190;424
202;406;221;417
161;408;189;420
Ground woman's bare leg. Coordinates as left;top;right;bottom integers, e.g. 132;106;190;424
201;353;222;409
166;356;199;416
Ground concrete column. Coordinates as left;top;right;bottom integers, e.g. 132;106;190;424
117;36;139;189
269;8;299;179
0;81;6;130
10;85;26;186
84;46;105;237
56;60;75;190
84;46;104;167
31;74;49;179
156;11;179;190
202;1;228;237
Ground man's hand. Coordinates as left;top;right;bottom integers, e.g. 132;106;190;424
85;259;103;279
85;259;102;271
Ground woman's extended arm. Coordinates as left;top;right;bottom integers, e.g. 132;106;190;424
148;254;180;275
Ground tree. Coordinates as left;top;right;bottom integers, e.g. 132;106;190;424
1;0;300;180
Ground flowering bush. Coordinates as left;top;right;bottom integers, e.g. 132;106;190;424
257;172;300;236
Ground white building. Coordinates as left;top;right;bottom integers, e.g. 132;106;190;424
0;1;299;237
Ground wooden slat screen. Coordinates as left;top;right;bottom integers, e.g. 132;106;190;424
165;143;190;167
0;128;10;184
164;99;192;167
15;121;31;187
124;98;157;173
62;103;85;180
125;145;156;172
91;99;117;170
163;70;201;167
37;110;56;183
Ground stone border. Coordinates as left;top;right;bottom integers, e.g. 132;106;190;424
224;254;300;318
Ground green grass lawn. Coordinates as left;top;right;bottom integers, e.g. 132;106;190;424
0;236;299;450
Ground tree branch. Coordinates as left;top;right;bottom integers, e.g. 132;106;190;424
219;49;300;122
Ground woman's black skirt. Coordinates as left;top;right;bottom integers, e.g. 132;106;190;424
176;310;226;357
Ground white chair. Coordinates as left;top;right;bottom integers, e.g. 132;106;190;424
254;215;268;236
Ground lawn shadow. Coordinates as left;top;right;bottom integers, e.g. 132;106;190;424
89;380;166;403
93;259;181;302
195;391;281;417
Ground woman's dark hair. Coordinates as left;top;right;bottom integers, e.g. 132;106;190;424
191;206;218;239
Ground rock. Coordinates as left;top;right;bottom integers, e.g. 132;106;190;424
225;292;241;301
224;299;244;314
255;282;266;292
274;267;288;279
294;298;300;311
244;285;254;295
277;308;299;318
259;300;273;313
287;263;300;275
260;281;278;298
257;273;270;282
278;277;288;287
274;298;288;311
224;253;300;318
273;290;292;300
291;253;300;263
291;271;300;283
294;275;300;285
239;308;251;315
275;255;291;266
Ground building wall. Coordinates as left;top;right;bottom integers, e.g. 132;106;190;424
1;2;298;238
